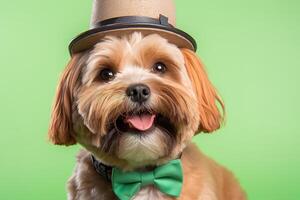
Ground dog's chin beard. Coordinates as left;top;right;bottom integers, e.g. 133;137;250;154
99;111;178;165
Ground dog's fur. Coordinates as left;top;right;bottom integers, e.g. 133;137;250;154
48;33;246;199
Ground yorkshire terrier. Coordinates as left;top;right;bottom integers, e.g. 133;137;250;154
48;32;246;200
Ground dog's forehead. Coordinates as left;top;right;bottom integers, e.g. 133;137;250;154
83;33;193;90
90;33;185;68
117;65;157;83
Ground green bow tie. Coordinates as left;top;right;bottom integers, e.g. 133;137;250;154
112;159;183;200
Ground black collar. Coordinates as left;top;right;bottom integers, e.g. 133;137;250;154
91;155;112;182
91;153;183;182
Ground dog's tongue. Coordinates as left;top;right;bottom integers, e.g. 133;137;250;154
126;114;155;131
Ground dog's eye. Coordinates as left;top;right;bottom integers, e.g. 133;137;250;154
153;62;167;74
99;68;115;82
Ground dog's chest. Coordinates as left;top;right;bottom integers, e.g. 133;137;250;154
132;186;167;200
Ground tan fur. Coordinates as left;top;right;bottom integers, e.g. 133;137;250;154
48;53;84;145
48;33;246;199
181;49;225;133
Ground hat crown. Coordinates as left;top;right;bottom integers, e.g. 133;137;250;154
90;0;176;28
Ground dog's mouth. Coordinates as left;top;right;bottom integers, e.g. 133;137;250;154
114;111;176;134
100;110;178;155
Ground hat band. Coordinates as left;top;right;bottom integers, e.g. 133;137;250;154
69;14;198;54
95;14;173;28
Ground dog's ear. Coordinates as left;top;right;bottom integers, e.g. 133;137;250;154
48;54;83;145
181;48;225;133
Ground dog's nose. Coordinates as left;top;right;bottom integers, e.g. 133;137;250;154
126;84;151;103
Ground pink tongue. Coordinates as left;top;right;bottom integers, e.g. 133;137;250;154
126;114;156;131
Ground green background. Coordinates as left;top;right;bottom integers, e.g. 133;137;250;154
0;0;299;199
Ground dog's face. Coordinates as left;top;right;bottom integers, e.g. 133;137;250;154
49;33;224;169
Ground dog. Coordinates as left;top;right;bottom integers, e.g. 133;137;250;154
48;32;246;200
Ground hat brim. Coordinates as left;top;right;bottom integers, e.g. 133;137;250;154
69;24;197;55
